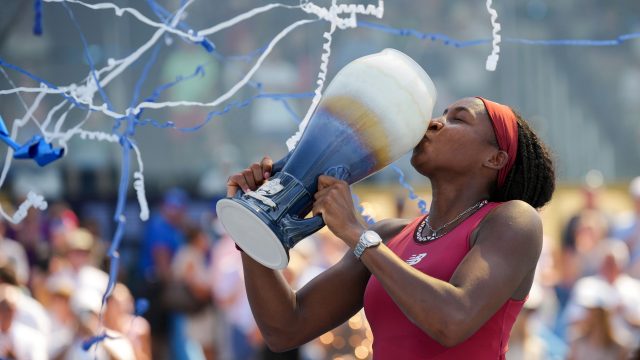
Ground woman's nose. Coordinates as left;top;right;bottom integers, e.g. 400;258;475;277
428;117;444;131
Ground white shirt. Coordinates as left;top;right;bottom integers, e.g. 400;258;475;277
15;291;51;337
565;274;640;346
0;321;47;360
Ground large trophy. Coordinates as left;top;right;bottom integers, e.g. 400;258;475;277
216;48;437;269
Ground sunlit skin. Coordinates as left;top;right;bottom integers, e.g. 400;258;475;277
227;97;542;351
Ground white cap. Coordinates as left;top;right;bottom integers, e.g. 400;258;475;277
573;277;619;310
70;288;103;316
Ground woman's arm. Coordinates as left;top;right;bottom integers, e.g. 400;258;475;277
227;157;406;351
241;218;407;352
241;250;368;351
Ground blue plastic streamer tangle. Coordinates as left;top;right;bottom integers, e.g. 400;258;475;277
51;1;322;350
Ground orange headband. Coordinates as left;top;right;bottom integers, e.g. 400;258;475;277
476;97;519;189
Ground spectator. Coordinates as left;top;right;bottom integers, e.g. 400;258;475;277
568;306;627;360
105;283;152;360
139;188;189;285
139;188;189;360
49;227;109;296
0;284;47;360
0;268;50;346
47;203;80;258
0;220;29;287
44;275;75;359
563;241;640;349
613;176;640;277
562;185;604;251
66;288;136;360
211;233;261;360
171;226;218;360
574;210;611;277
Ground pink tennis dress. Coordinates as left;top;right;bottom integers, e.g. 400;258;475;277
363;202;526;359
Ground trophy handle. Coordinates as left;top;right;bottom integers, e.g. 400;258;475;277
280;214;325;248
280;166;351;248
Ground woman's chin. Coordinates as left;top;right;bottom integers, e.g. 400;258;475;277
410;155;429;175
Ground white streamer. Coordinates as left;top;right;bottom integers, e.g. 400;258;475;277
131;143;149;221
0;1;385;224
132;19;316;113
286;0;384;150
485;0;501;71
1;191;48;224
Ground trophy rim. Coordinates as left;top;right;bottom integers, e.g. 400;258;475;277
216;198;289;270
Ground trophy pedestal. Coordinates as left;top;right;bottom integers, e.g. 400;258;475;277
216;199;290;269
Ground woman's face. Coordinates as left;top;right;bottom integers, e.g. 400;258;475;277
410;97;499;178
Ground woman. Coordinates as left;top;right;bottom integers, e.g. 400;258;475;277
226;97;555;359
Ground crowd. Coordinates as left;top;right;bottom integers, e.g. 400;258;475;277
507;177;640;360
1;177;639;360
0;187;363;360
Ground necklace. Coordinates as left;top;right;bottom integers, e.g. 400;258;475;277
415;199;488;243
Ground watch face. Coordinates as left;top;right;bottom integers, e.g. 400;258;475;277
364;231;382;246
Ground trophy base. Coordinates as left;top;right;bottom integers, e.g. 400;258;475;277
216;199;289;270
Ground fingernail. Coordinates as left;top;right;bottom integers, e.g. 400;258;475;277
264;172;270;179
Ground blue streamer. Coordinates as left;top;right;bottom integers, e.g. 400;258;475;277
357;21;491;48
359;20;640;48
82;332;117;351
503;34;640;46
391;164;428;215
101;135;131;305
60;1;114;112
146;0;216;53
0;58;89;110
352;192;376;225
278;98;303;123
33;0;43;36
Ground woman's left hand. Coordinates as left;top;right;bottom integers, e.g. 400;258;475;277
312;175;366;248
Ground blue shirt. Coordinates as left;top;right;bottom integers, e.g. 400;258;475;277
139;213;184;278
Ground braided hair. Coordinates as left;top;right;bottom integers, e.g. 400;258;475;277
491;110;556;209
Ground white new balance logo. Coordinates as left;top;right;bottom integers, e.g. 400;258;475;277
406;253;427;266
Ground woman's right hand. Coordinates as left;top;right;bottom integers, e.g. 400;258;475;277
226;156;274;197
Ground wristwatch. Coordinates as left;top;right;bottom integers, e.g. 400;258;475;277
354;230;382;259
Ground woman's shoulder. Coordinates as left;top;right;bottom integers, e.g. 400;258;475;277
476;200;542;247
369;218;414;243
487;200;541;226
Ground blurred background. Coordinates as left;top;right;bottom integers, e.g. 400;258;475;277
0;0;639;359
